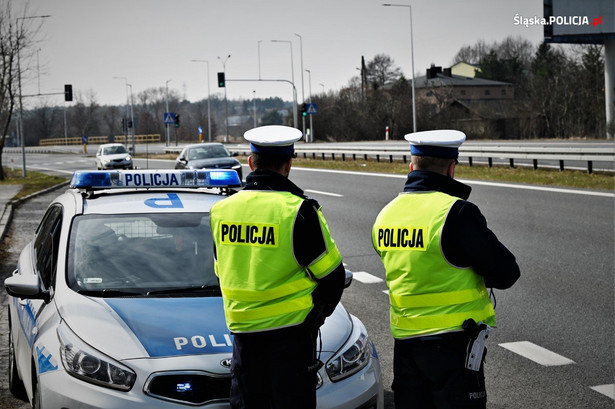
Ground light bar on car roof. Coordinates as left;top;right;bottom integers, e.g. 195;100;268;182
70;169;241;190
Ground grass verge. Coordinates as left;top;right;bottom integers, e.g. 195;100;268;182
0;167;69;200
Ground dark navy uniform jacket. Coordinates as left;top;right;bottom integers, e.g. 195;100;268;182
403;170;520;289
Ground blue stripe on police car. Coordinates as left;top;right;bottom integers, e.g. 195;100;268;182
105;297;232;357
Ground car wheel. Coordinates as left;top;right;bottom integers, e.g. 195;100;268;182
8;324;27;401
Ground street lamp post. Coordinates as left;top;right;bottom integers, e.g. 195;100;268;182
16;14;51;177
257;40;262;80
306;69;313;142
271;40;298;129
382;3;417;133
294;33;306;136
113;76;131;146
165;79;171;146
253;90;257;128
218;55;231;142
126;83;135;153
191;60;212;142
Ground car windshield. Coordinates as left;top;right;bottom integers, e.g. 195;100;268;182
103;145;127;155
67;213;218;297
187;145;230;160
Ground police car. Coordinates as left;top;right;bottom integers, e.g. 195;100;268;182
5;169;383;408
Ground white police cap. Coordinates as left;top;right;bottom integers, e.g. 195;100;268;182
404;129;466;158
244;125;303;154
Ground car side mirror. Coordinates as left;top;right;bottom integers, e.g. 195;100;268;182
5;270;48;300
344;269;353;288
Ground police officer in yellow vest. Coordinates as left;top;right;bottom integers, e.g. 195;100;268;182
372;130;520;409
210;125;346;409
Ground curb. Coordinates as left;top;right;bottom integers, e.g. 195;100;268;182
0;180;71;243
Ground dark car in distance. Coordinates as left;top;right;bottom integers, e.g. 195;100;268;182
175;143;243;182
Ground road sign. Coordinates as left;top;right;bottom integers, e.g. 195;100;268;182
306;103;317;115
198;126;203;134
164;112;176;124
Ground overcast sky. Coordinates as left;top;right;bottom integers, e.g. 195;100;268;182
20;0;548;107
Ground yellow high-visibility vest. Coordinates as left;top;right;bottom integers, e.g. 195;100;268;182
372;191;495;339
211;190;342;333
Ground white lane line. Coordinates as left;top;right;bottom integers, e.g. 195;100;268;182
499;341;575;366
590;384;615;400
292;166;614;197
29;166;74;175
352;272;383;284
459;179;615;198
305;189;343;197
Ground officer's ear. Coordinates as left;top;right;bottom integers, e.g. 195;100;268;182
446;159;457;178
248;155;256;171
282;157;292;177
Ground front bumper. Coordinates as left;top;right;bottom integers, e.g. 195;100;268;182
38;352;382;409
102;160;133;169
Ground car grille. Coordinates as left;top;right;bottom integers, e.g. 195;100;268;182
145;371;231;405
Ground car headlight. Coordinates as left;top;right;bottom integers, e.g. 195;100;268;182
232;164;241;170
325;324;372;382
101;158;110;164
57;321;136;391
125;155;132;161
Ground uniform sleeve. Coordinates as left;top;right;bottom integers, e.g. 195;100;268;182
441;200;520;289
294;200;345;320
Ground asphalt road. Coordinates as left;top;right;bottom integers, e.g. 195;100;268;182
1;149;613;408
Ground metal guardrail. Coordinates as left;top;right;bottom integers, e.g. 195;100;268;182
39;134;161;146
216;145;614;174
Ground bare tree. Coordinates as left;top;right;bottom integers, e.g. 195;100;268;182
71;89;100;138
365;54;402;89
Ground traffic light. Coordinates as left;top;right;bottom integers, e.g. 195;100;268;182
64;84;73;102
174;114;181;128
217;72;225;88
300;103;308;117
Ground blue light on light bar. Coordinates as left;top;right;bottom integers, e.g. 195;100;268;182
70;170;241;189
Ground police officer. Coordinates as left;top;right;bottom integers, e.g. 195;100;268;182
210;125;346;409
372;130;520;409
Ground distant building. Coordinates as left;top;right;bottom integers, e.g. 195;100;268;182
449;61;481;78
415;65;514;103
414;65;518;138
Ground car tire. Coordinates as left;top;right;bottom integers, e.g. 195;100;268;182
8;324;28;401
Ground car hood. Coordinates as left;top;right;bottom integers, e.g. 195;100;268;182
187;157;239;169
100;153;130;160
58;295;352;360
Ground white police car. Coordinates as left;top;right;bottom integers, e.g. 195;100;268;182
5;169;383;408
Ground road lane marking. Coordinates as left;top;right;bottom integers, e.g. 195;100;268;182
292;167;615;197
304;189;343;197
458;179;615;198
499;341;575;366
590;384;615;400
352;272;383;284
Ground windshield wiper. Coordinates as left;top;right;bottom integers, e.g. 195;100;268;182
145;285;221;297
76;289;145;297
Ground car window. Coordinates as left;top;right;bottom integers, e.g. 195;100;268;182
66;212;217;295
104;145;127;155
34;205;63;290
188;145;230;160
